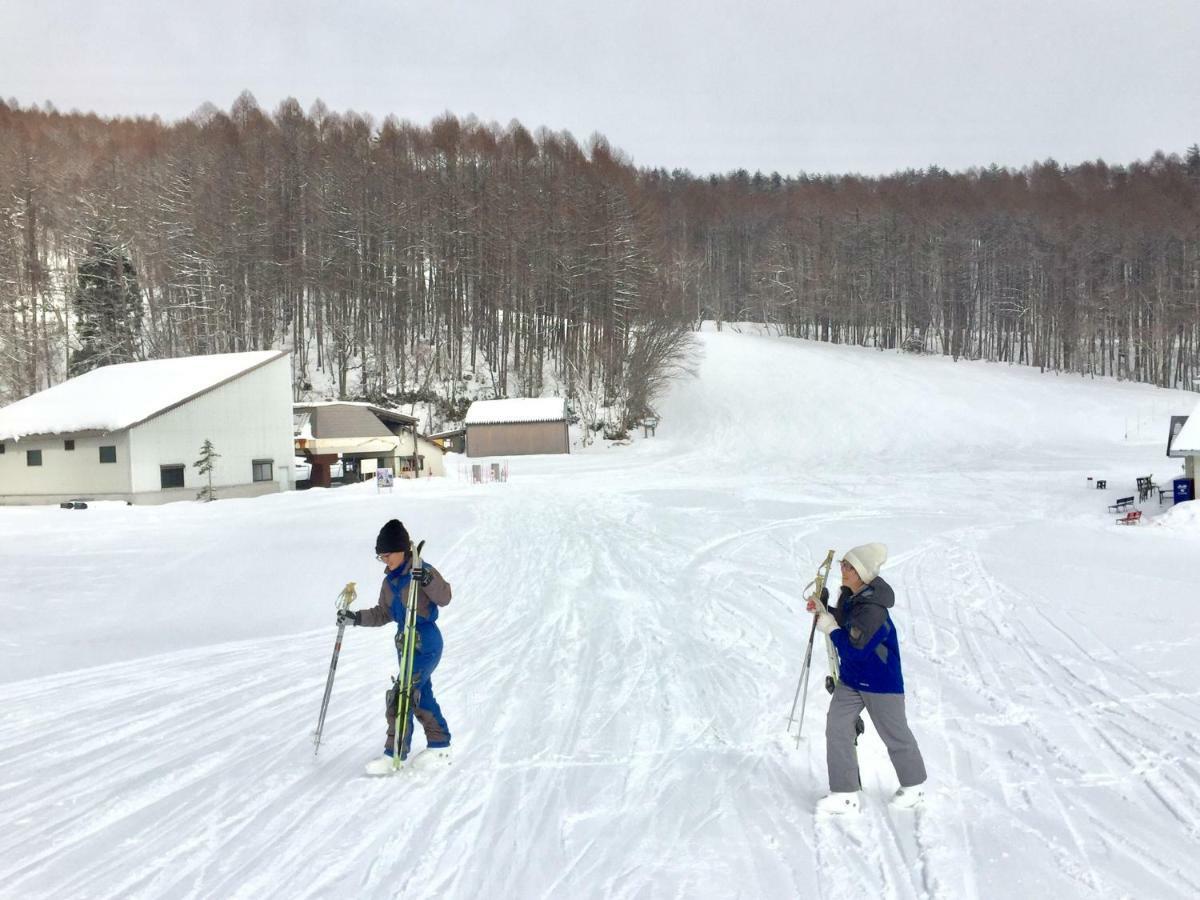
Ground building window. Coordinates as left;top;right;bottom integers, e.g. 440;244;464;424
64;439;75;451
0;442;5;454
99;446;116;464
160;465;185;489
27;449;43;466
252;459;273;482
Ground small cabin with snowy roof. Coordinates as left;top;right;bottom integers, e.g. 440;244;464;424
464;398;569;457
1171;401;1200;484
0;351;295;505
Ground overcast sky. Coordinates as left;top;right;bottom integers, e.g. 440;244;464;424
4;0;1198;176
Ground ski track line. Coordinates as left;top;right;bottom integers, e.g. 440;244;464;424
925;533;1200;897
980;567;1200;839
897;531;1107;898
939;538;1112;896
894;546;979;900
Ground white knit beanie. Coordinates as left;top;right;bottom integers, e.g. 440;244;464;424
843;543;888;583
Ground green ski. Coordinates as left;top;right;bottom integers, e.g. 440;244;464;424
393;539;425;769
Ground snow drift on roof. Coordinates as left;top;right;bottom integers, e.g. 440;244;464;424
0;351;285;441
1173;398;1200;453
465;398;566;425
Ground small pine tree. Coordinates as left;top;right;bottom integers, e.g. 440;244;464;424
194;439;220;502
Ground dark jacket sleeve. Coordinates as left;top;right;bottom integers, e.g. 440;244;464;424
831;588;890;659
838;603;888;651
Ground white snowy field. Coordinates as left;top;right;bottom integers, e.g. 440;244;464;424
2;327;1199;900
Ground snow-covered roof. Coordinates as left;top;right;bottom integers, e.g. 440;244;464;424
1174;399;1200;453
465;398;567;425
0;351;286;442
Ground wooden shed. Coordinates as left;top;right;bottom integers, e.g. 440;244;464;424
465;398;569;458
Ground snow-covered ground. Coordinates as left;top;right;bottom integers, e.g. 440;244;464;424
2;327;1198;899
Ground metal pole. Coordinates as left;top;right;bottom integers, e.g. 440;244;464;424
788;614;820;746
786;550;835;745
313;582;357;756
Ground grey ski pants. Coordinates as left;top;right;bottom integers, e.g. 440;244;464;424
826;682;927;793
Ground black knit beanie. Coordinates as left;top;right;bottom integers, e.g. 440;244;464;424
375;519;410;555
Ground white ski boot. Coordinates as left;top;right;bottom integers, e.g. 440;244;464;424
408;746;453;772
815;792;861;815
364;753;399;776
889;785;925;809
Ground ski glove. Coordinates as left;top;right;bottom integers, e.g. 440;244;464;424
412;564;433;587
805;587;831;613
815;612;839;635
336;609;360;627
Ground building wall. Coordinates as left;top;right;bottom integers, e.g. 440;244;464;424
129;480;283;505
395;432;447;476
0;432;132;504
129;356;296;498
466;421;569;457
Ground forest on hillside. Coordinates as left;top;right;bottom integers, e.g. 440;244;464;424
1;94;1198;429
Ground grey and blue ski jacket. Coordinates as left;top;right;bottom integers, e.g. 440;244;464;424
357;561;452;661
829;576;905;694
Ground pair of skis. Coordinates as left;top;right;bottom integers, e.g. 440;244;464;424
392;540;425;770
311;539;425;770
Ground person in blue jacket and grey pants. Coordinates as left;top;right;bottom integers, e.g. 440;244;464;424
808;542;927;814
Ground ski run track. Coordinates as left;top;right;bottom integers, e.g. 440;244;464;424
2;326;1199;899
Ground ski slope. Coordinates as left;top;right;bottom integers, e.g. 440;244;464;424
2;327;1199;899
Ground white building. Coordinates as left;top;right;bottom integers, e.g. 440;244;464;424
0;351;295;505
1171;400;1200;484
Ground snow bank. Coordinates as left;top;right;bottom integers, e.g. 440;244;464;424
1155;499;1200;532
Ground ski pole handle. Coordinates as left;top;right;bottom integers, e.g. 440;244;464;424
804;551;835;614
336;582;357;611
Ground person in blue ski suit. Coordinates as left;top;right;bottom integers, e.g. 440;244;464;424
338;519;452;775
807;542;927;814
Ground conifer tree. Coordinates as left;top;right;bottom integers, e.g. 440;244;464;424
194;439;220;501
69;227;143;377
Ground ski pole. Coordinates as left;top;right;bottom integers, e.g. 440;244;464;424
789;614;821;747
313;581;357;756
786;573;820;732
786;550;835;744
